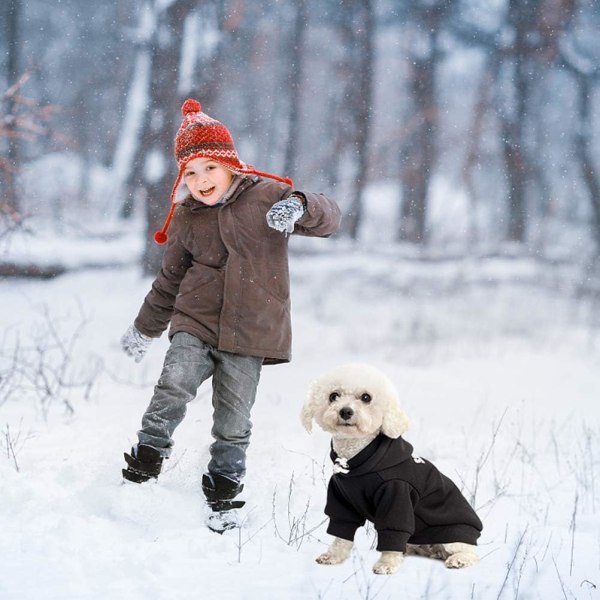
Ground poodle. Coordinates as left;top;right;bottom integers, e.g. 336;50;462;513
301;363;482;575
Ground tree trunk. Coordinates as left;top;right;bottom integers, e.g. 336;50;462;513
574;75;600;251
499;14;530;243
399;40;438;244
462;63;497;248
137;0;230;275
143;2;196;275
117;40;152;219
345;0;375;241
498;0;574;243
282;0;308;180
3;0;21;213
121;1;195;275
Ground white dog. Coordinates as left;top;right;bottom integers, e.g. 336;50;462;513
301;363;482;575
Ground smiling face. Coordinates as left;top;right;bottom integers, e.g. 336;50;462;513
183;157;235;205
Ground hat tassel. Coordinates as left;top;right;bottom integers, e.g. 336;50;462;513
154;203;175;245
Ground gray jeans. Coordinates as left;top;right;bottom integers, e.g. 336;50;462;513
137;332;263;482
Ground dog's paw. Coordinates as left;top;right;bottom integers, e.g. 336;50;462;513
316;552;346;565
316;538;353;565
372;561;399;575
372;551;404;575
444;552;479;569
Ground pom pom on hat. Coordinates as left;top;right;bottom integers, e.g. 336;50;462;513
154;98;293;245
181;98;201;115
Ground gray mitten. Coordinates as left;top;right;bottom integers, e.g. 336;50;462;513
120;324;153;363
266;195;305;234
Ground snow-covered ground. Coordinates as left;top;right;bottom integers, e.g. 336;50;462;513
1;237;599;599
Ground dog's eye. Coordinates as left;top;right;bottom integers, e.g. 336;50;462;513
328;392;340;403
360;393;372;403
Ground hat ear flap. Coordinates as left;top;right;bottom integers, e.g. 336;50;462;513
174;176;190;203
381;397;410;439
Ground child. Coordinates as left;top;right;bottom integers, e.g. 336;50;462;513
120;99;341;532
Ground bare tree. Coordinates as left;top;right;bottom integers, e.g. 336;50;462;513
454;0;575;244
115;2;155;219
1;73;54;243
125;0;196;275
282;0;308;180
501;0;575;242
461;62;498;248
346;0;375;240
327;0;375;240
560;43;600;252
124;0;231;274
2;0;21;213
398;1;456;245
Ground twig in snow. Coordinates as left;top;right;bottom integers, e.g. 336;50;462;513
495;526;528;600
271;474;326;549
235;510;273;563
461;408;508;508
348;550;392;600
1;303;101;419
551;555;570;600
3;421;32;472
569;491;578;576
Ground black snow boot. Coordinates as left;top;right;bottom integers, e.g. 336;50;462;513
122;444;164;483
202;473;245;533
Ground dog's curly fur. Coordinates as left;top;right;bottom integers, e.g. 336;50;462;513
302;363;479;575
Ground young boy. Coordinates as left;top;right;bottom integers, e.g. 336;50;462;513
120;99;341;532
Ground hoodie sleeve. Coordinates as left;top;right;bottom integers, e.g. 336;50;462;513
134;212;193;337
372;480;420;552
292;191;342;238
325;479;366;542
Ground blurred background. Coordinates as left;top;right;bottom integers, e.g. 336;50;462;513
2;0;600;276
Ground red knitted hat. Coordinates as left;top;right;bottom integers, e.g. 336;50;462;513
154;99;294;244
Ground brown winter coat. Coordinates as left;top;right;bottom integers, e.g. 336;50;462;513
134;176;341;364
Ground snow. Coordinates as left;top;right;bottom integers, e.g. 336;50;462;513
1;237;599;599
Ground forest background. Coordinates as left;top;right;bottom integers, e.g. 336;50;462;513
2;0;600;274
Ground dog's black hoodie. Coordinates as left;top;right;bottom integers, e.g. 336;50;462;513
325;434;483;552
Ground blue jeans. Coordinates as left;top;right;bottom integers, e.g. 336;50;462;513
137;332;263;482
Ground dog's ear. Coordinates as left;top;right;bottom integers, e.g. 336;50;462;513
300;401;314;433
381;395;410;439
300;384;318;433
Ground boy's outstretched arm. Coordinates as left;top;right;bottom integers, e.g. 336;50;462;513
289;191;342;238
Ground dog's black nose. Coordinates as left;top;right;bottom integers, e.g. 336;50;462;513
339;407;354;421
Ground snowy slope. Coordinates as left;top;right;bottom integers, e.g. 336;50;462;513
0;249;599;600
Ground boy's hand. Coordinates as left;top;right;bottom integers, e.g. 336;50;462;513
120;325;153;362
266;195;305;234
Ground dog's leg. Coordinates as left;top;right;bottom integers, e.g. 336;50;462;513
440;542;479;568
316;537;353;565
372;551;404;574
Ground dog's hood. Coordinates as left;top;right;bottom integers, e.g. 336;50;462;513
330;434;414;477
